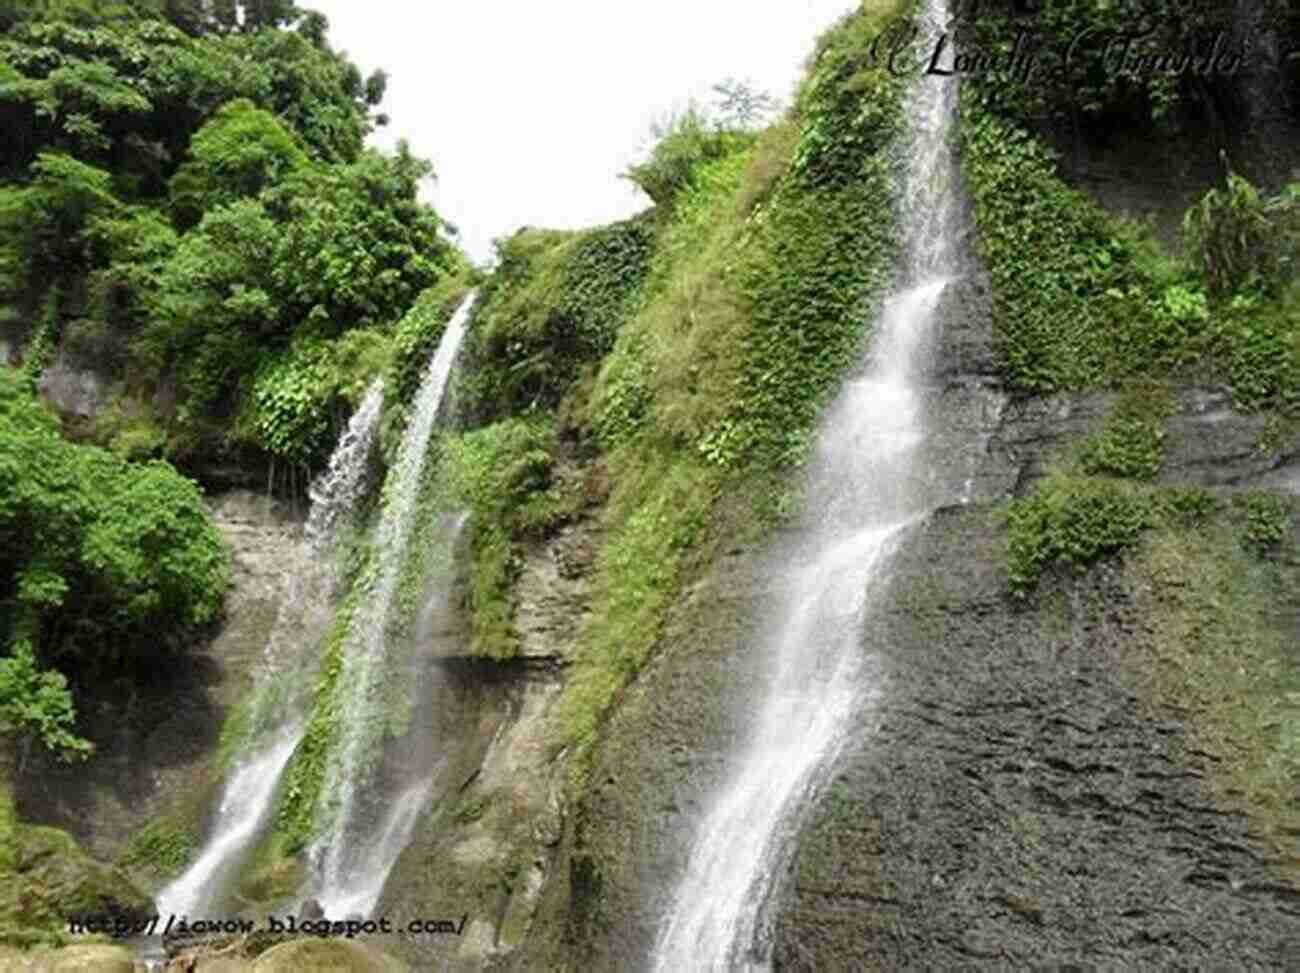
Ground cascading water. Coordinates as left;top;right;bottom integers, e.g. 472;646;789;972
157;380;385;920
309;292;476;917
652;3;959;968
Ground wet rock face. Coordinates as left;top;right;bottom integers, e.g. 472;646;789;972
509;256;1300;969
374;513;601;972
772;506;1300;969
36;350;108;421
14;491;300;870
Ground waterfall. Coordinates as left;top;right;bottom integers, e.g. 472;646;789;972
310;292;476;917
157;380;385;919
652;2;959;968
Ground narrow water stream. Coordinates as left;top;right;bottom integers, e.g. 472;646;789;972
652;2;960;966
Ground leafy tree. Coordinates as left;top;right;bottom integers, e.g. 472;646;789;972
0;370;230;674
262;145;454;335
0;639;92;767
0;153;119;302
168;97;307;227
138;197;279;417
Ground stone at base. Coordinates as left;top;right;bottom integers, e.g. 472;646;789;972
250;940;407;973
20;944;136;972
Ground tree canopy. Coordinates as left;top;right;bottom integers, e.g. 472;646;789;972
0;0;466;759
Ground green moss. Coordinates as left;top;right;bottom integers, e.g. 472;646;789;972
554;450;720;792
1078;383;1174;480
452;795;489;825
1133;520;1300;850
1235;492;1292;555
0;770;15;874
1007;473;1221;596
442;416;583;660
274;599;353;853
0;821;152;948
236;853;303;908
118;818;195;880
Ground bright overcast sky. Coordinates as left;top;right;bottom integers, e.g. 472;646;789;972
303;1;857;264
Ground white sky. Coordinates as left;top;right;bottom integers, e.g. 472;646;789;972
303;1;857;264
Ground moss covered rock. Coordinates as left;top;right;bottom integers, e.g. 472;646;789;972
21;944;136;972
0;824;153;946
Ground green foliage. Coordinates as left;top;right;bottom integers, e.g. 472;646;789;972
960;94;1177;391
82;206;178;340
686;3;907;471
138;197;278;418
1007;472;1222;595
18;291;61;392
385;273;475;412
956;0;1239;128
0;153;119;298
788;6;907;190
117;817;193;878
1216;285;1300;411
459;216;654;425
276;597;351;853
1078;384;1174;479
591;147;751;451
624;107;755;207
0;370;230;675
244;330;391;466
1184;168;1300;297
1008;474;1155;595
0;4;465;482
0;639;92;764
259;146;456;337
444;416;581;659
168;97;307;227
143;143;455;439
0;10;380;181
1236;493;1291;555
960;30;1298;410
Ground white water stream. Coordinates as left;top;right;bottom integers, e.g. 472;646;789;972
652;2;959;968
157;381;386;919
311;292;476;916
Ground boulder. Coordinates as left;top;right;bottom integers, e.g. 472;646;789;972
250;940;407;972
2;825;153;937
22;944;136;972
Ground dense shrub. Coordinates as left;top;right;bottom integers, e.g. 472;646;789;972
457;216;654;425
168;98;307;228
1007;472;1219;595
1184;170;1300;297
624;108;755;207
955;0;1241;128
0;370;230;675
